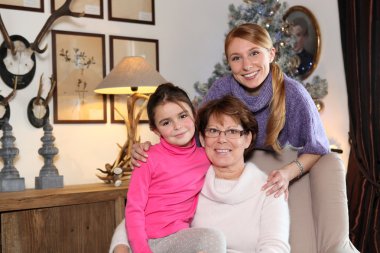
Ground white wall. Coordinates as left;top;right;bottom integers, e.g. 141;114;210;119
0;0;349;189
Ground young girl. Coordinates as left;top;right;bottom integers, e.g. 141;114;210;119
125;83;225;253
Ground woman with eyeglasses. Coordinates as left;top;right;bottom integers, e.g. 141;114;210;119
192;95;290;252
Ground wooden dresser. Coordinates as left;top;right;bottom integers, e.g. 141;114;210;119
0;183;129;253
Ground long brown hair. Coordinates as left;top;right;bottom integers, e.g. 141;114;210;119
225;23;286;153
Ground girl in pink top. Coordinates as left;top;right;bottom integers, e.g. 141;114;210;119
125;83;226;253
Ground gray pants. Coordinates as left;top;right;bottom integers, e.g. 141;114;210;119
109;219;226;253
148;227;226;253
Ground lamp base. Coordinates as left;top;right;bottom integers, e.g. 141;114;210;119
96;93;149;186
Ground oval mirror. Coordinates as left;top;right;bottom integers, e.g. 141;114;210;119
284;6;321;80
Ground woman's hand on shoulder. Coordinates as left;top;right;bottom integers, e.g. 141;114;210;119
131;141;152;168
261;169;291;200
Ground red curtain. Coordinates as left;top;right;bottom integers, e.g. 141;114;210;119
338;0;380;252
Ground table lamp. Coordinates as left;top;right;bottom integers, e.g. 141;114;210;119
94;56;167;185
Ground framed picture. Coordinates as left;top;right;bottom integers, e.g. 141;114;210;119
52;30;106;123
108;0;155;25
284;6;321;80
51;0;103;19
0;0;43;12
109;35;158;123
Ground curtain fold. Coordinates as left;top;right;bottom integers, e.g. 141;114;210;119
338;0;380;252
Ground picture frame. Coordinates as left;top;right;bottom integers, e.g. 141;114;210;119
51;0;103;19
108;0;155;25
109;35;159;123
0;0;44;12
284;5;321;80
52;30;106;123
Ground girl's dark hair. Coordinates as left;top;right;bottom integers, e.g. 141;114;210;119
147;83;195;129
196;95;258;156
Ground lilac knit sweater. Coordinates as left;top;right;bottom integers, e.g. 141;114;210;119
203;73;329;155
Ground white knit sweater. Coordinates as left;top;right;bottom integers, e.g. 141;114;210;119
191;162;291;253
109;163;290;253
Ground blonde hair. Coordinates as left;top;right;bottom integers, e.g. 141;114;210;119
225;23;286;153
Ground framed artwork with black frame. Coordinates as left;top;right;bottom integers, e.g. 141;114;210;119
109;35;158;123
0;0;44;12
52;30;106;123
51;0;103;19
108;0;155;25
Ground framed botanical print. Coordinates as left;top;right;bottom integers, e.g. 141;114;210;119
0;0;43;12
51;0;103;19
52;30;106;123
108;0;155;25
109;35;158;123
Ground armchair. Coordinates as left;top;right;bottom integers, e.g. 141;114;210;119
250;148;359;253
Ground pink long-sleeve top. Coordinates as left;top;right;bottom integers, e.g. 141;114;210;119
125;137;210;253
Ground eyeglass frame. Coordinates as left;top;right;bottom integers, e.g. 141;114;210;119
204;128;248;139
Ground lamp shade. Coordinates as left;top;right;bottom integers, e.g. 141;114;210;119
94;56;167;94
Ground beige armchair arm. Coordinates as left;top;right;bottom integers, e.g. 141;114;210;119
249;149;359;253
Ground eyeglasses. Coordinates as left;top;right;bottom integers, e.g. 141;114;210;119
204;128;247;139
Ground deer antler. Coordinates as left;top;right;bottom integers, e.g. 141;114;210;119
44;76;56;106
0;76;17;106
34;74;56;106
30;0;84;53
34;74;44;105
0;14;15;55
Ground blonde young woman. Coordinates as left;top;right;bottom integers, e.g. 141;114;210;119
131;23;329;199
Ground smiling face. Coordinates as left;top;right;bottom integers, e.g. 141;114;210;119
227;37;275;91
201;113;252;179
152;101;195;147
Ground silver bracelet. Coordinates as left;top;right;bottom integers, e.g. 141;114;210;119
293;159;304;179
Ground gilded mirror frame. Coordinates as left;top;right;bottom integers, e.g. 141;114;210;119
284;6;321;80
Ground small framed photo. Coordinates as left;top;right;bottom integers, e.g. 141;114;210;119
108;0;155;25
0;0;44;12
109;35;159;123
51;0;103;19
284;5;321;80
52;30;106;123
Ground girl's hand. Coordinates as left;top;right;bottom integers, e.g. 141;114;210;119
261;169;290;200
131;141;152;168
